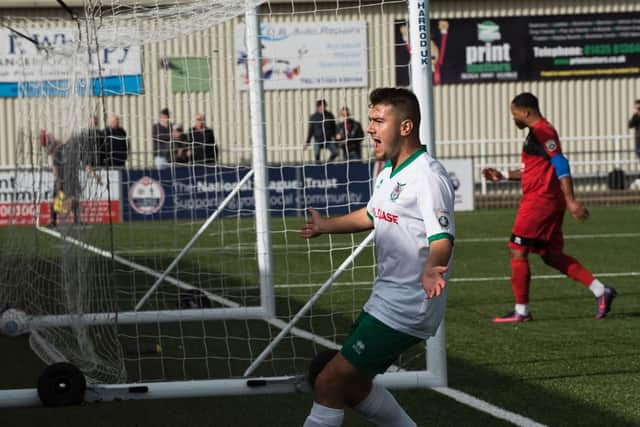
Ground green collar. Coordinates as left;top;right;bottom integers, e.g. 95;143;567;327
390;146;426;178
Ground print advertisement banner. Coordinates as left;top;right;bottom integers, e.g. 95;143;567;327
395;12;640;85
0;28;143;97
236;21;368;90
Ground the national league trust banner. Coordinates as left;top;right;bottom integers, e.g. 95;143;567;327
396;12;640;86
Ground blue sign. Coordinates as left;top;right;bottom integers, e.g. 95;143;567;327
0;75;143;98
121;163;375;222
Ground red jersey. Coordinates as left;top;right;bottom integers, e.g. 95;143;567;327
520;119;564;199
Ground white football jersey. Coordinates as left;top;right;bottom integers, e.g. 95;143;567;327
365;147;455;339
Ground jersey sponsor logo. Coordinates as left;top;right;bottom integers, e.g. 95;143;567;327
545;139;558;151
389;182;406;201
372;207;399;224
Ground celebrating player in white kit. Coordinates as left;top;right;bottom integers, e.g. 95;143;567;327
300;87;455;427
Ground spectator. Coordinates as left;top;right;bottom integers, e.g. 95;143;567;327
336;106;365;161
188;113;217;164
152;108;172;168
305;99;338;163
104;114;128;168
41;129;98;227
630;99;640;189
79;115;105;167
628;99;640;160
173;124;192;164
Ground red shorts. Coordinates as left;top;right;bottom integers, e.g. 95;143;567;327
508;197;565;255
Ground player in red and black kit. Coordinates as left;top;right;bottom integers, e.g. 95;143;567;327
482;92;616;322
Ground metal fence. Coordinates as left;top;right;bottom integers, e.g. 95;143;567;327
437;134;639;195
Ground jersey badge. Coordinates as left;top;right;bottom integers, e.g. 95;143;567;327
545;140;558;151
435;209;451;229
389;182;406;202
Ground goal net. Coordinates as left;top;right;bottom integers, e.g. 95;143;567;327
0;0;445;404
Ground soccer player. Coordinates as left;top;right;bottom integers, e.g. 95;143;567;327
482;92;616;323
300;87;455;427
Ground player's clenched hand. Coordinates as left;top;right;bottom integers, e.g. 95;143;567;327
481;168;504;182
422;266;448;299
567;200;589;221
300;208;323;238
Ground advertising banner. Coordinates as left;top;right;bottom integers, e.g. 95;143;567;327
395;12;640;85
122;164;375;221
0;28;143;97
0;169;121;226
236;21;368;89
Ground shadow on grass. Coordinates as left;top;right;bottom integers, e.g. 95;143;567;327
0;339;636;426
1;314;638;426
447;354;637;427
0;254;637;425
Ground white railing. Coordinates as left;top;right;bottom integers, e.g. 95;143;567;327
436;135;638;194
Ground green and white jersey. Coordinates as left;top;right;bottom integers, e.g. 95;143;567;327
365;146;455;339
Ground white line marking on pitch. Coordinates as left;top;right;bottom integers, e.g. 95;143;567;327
450;271;640;283
456;232;640;243
273;271;640;289
115;231;640;255
433;387;547;427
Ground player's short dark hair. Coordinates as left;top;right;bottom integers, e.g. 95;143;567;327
316;99;327;108
635;99;640;104
160;107;170;117
369;87;421;132
512;92;541;114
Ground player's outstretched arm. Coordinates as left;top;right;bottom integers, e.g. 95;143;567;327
300;207;373;238
559;176;589;221
481;167;521;182
421;238;453;299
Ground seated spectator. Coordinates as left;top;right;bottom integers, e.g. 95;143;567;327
152;108;172;168
173;124;192;164
188;113;218;164
104;114;128;168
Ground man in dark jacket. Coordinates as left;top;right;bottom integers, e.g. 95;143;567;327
628;99;640;160
104;114;128;168
305;99;338;163
188;113;217;164
152;108;172;168
79;115;105;167
173;124;192;164
336;107;365;161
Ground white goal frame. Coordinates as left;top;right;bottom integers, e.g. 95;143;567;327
0;1;447;408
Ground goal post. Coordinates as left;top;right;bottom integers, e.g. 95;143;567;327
0;0;448;408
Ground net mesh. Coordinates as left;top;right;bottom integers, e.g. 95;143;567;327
0;0;428;386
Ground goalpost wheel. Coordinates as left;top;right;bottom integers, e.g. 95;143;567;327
37;363;86;407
